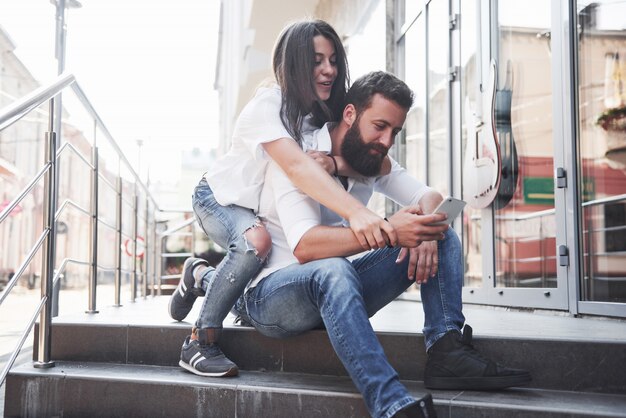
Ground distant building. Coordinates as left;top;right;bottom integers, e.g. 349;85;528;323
0;24;103;288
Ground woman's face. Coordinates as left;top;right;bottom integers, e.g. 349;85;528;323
312;35;337;101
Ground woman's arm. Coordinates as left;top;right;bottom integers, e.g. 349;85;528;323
262;138;397;249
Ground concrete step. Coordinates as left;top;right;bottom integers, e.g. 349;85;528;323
34;317;626;395
6;361;626;418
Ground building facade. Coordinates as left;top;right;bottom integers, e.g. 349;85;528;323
215;0;626;319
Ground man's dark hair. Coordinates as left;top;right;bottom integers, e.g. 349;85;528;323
273;19;349;145
345;71;413;113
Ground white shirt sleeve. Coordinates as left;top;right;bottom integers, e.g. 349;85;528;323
233;87;293;161
374;157;433;206
267;162;321;252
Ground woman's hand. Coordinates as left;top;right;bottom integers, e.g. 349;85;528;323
306;150;335;175
347;206;397;250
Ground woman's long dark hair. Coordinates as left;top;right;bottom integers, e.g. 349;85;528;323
272;19;349;145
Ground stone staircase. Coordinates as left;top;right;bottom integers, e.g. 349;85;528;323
4;297;626;417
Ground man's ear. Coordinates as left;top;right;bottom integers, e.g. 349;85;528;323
343;104;357;127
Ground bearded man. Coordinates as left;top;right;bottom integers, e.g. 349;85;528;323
231;71;531;418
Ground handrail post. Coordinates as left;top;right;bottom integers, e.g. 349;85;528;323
191;219;196;263
151;217;157;297
114;175;123;307
157;232;165;296
34;99;57;369
144;194;150;298
86;146;99;314
131;190;138;302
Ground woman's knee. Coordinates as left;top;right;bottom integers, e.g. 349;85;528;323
244;224;272;259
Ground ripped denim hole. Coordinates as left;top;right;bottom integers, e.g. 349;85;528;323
242;221;269;263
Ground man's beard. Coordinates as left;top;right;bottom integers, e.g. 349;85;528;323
341;122;388;177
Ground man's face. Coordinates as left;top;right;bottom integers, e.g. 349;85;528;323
341;94;408;176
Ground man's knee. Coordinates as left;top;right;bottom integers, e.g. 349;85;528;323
444;228;461;253
244;224;272;259
315;258;360;291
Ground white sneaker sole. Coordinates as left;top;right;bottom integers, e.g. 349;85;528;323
179;360;238;377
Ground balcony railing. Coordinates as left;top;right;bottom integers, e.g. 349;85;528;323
0;73;198;386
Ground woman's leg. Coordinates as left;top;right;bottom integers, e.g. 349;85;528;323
176;178;270;377
191;178;271;328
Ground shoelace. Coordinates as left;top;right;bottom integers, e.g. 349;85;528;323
197;342;223;358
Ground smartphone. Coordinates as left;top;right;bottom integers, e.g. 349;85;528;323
430;197;466;225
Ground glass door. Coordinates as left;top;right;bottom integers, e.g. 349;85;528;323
462;0;568;309
576;0;626;316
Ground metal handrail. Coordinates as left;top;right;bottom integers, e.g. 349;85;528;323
0;73;75;131
0;72;162;386
159;217;195;237
0;296;46;386
484;193;626;284
0;162;51;224
0;229;48;307
57;141;95;169
491;193;626;222
69;81;159;207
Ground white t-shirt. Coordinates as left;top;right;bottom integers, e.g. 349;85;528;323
249;123;433;287
205;85;321;211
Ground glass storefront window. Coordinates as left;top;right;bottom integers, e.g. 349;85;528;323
397;0;422;29
427;0;449;196
492;0;556;289
577;0;626;303
460;0;482;287
403;16;427;183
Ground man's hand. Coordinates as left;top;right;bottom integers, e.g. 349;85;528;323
347;206;398;250
396;241;439;284
306;150;398;250
306;150;335;175
387;206;448;248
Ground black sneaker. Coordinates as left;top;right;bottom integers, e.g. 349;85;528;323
424;325;531;390
392;394;437;418
168;257;210;321
179;336;238;377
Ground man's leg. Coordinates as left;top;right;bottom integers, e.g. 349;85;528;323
349;234;464;342
352;229;530;390
239;258;432;418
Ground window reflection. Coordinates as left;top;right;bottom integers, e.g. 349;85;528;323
427;0;449;196
460;0;482;287
404;16;427;183
578;0;626;303
494;0;556;288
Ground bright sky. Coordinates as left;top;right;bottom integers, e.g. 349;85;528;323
0;0;220;183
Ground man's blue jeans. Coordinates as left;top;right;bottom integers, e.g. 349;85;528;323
236;229;465;418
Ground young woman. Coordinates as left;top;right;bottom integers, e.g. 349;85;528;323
169;19;397;378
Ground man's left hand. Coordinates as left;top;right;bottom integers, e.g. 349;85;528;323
396;240;438;284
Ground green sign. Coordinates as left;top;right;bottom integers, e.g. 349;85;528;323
523;177;595;205
523;177;554;205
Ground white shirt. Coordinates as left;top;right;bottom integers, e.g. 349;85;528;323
205;85;321;211
250;123;433;287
